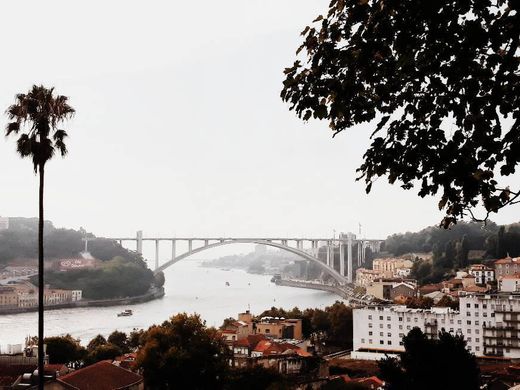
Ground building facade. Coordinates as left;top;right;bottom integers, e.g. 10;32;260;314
469;264;495;284
495;257;520;279
353;294;520;359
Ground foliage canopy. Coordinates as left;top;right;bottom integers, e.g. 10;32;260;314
282;0;520;227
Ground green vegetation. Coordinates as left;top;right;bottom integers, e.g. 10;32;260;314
253;301;353;349
379;328;480;390
33;256;155;299
136;313;231;389
0;217;144;265
384;221;520;285
44;334;85;364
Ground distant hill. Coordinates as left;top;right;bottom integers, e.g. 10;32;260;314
383;220;520;260
0;217;143;266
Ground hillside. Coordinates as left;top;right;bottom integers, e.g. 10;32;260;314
383;220;520;260
1;218;158;299
0;217;142;265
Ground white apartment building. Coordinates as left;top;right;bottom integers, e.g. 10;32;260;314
468;264;495;284
353;294;520;360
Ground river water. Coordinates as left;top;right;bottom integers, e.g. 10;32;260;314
0;260;342;345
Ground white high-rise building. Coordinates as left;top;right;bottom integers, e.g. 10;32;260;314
352;294;520;360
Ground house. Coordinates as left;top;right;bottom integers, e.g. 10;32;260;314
499;274;520;292
372;258;413;278
366;279;417;300
233;338;313;375
469;264;495;284
494;257;520;279
255;317;303;340
356;268;384;286
44;361;143;390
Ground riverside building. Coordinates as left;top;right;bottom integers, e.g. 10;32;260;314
353;294;520;360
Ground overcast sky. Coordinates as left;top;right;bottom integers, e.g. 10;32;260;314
1;0;519;247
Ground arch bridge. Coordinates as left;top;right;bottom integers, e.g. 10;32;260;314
101;232;382;284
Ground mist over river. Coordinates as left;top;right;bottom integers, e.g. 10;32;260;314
0;260;342;345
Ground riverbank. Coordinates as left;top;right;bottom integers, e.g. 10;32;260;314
0;287;165;315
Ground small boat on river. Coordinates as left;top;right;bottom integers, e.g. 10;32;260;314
117;309;133;317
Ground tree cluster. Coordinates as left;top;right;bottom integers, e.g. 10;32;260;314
255;301;353;349
379;328;480;390
34;256;155;299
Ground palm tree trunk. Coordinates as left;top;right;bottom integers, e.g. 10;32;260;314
38;164;45;390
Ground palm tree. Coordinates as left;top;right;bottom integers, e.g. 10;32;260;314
5;85;74;389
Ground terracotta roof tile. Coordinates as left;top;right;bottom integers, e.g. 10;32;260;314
58;361;142;390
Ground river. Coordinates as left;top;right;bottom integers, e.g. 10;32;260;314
0;260;342;345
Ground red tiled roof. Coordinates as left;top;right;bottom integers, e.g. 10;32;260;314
352;376;385;387
58;361;142;390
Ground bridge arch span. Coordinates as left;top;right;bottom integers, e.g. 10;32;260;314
154;239;346;285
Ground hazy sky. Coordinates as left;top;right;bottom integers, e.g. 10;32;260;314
1;0;519;245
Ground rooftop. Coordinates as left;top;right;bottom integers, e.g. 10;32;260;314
57;360;142;390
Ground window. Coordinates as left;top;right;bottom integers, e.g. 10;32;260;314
399;317;403;322
369;324;373;328
388;332;392;337
450;319;454;324
414;318;418;323
466;303;471;308
368;315;372;320
380;340;384;345
468;329;472;334
475;321;480;326
449;328;454;332
399;341;404;346
399;333;404;338
407;318;411;322
380;324;383;328
387;316;391;321
369;339;373;344
369;331;373;336
476;338;480;343
474;304;479;308
467;320;472;325
483;304;487;309
491;313;495;317
467;337;472;342
379;316;383;320
476;346;480;351
361;338;365;343
387;324;391;329
407;326;411;330
441;319;446;324
387;340;392;345
483;312;488;317
475;312;479;317
380;332;384;336
457;320;461;324
399;325;403;330
265;329;270;334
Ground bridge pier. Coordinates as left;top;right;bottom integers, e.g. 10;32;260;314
136;231;143;255
347;233;353;283
188;240;192;253
326;242;331;268
171;240;176;261
339;243;345;276
155;240;160;270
